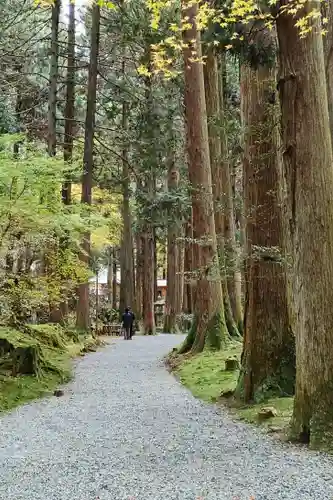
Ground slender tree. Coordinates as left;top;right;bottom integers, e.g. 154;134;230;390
48;0;60;158
76;4;100;330
119;54;135;315
277;0;333;447
62;0;75;205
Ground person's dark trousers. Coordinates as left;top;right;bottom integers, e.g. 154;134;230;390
124;326;131;340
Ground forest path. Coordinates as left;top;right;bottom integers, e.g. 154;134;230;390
0;334;333;500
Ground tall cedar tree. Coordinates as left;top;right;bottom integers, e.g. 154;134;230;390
119;54;135;315
277;1;333;448
218;54;243;332
179;1;228;354
62;0;75;205
48;0;61;323
164;144;180;333
237;59;295;403
76;4;100;330
47;0;60;158
203;46;240;338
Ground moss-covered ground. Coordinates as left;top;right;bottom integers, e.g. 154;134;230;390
170;341;293;435
0;324;101;413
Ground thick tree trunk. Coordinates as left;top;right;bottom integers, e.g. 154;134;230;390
277;1;333;448
237;61;295;403
180;1;228;354
164;153;180;333
76;4;100;331
203;47;240;338
322;0;333;143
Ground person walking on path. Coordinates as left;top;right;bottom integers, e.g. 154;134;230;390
122;307;133;340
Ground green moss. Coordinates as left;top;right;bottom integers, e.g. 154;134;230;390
178;316;197;354
174;340;294;436
205;310;229;350
176;341;242;402
237;397;293;431
0;324;99;413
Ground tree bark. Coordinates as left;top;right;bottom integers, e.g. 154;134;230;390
48;0;60;157
277;1;333;448
119;54;135;315
183;213;194;315
322;0;333;144
237;60;295;403
218;53;243;332
135;233;143;321
62;0;75;205
203;47;240;338
59;0;75;323
76;4;100;331
112;247;117;310
180;1;228;354
164;151;180;333
107;246;113;305
142;228;155;335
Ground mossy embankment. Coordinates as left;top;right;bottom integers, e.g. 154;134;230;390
167;341;294;437
0;323;101;412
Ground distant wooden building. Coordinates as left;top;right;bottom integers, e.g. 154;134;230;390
89;268;167;303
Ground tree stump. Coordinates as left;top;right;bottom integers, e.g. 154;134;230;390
225;357;239;371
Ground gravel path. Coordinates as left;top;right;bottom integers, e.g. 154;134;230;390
1;334;333;500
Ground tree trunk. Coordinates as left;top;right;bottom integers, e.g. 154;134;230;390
277;1;333;448
183;213;194;315
62;0;75;204
164;152;180;333
107;246;113;305
76;4;100;331
48;0;60;157
322;0;333;144
59;0;75;323
112;247;117;310
218;53;243;333
203;47;240;338
119;100;134;314
177;227;185;315
142;229;155;335
237;60;295;403
135;233;143;321
47;0;61;323
179;1;228;354
153;227;158;302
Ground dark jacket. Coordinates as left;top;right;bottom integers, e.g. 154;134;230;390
122;312;133;328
